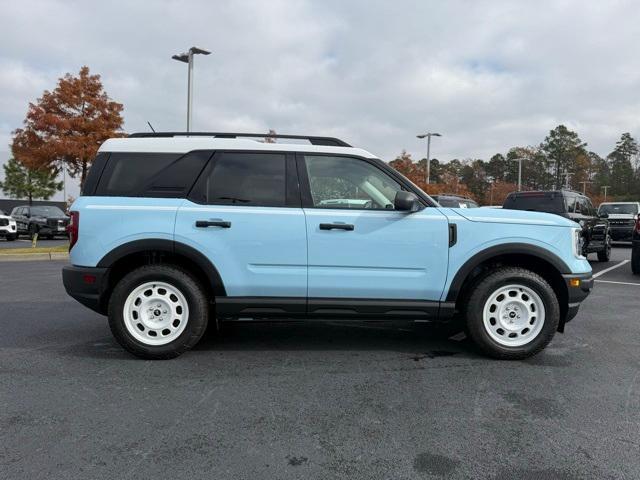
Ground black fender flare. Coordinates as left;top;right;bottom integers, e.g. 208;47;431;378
445;242;571;302
97;239;226;296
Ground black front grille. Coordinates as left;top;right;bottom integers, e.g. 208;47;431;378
0;219;8;227
610;219;635;226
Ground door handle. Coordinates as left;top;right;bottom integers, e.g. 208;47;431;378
195;220;231;228
319;223;354;231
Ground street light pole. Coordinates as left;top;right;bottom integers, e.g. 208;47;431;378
172;46;211;132
416;132;442;185
601;185;611;202
579;180;592;195
511;157;527;191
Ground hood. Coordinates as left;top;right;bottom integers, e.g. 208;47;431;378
0;214;14;221
448;207;577;227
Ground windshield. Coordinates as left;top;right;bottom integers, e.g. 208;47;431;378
598;204;638;215
31;206;65;217
437;197;478;208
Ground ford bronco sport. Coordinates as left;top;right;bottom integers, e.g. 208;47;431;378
62;132;593;360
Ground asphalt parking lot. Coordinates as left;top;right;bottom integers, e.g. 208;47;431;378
1;247;638;480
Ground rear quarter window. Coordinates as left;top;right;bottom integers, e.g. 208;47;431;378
94;152;210;197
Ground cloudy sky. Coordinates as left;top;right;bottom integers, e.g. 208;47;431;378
1;0;639;200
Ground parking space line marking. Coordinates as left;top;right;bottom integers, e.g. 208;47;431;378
593;260;630;278
595;279;640;287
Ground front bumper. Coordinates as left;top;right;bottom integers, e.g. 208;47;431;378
610;226;633;241
62;265;108;314
0;225;17;236
562;272;594;323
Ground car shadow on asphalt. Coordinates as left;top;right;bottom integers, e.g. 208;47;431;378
193;320;478;357
59;320;482;361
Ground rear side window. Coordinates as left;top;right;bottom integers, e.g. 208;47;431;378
94;152;209;197
189;152;287;207
503;194;565;214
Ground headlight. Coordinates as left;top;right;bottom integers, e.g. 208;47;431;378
572;227;585;259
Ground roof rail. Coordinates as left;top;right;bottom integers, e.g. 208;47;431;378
128;132;352;147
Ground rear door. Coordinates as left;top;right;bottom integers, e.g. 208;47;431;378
174;151;307;312
299;153;449;312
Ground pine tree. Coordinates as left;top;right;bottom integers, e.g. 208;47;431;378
0;158;62;205
540;125;587;189
608;133;638;197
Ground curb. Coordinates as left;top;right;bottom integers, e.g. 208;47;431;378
0;252;69;262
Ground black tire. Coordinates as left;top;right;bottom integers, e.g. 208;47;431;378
463;267;560;360
597;234;611;262
632;246;640;275
29;224;38;240
108;264;209;359
6;234;16;241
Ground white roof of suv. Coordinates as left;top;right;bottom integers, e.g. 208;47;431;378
99;133;377;159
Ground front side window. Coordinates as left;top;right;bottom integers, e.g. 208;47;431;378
304;156;403;210
190;152;287;207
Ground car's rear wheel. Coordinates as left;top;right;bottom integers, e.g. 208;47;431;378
464;267;559;359
597;234;612;262
108;264;209;359
632;246;640;275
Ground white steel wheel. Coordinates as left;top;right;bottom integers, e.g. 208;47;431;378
482;284;545;347
123;281;189;346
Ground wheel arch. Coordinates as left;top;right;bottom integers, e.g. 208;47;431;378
446;243;570;329
96;239;226;312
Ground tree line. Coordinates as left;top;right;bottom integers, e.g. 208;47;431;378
390;125;640;206
1;66;638;208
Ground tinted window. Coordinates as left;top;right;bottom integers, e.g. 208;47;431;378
82;152;110;196
304;156;403;210
190;152;287;207
503;193;565;214
143;151;210;197
575;197;590;215
96;153;182;196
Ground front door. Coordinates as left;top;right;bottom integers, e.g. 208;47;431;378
174;151;307;315
299;154;449;313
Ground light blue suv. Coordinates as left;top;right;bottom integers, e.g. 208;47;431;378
62;132;593;359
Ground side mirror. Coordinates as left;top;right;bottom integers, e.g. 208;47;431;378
394;191;421;212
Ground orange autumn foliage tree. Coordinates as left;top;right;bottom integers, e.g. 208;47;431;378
12;66;124;188
389;151;478;202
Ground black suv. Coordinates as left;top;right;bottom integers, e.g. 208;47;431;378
432;194;479;208
11;205;70;240
503;190;611;262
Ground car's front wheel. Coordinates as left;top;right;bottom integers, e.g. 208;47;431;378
6;234;16;241
108;265;209;359
464;267;560;359
597;234;612;262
